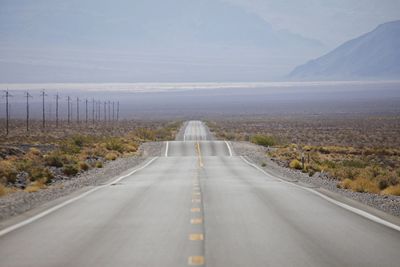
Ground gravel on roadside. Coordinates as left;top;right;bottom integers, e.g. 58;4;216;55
0;141;165;222
231;141;400;217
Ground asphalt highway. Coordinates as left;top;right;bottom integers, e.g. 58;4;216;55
0;120;399;266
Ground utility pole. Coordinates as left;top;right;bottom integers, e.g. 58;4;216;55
98;101;100;121
25;91;32;132
4;89;12;136
117;101;119;121
112;101;115;121
67;96;71;124
103;101;107;122
108;101;111;122
95;101;98;121
55;93;59;127
92;98;95;124
41;90;47;129
76;97;80;124
85;98;88;124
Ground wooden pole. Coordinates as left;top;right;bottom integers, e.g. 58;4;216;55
76;97;79;124
42;90;47;129
67;96;71;124
26;91;32;132
5;90;11;136
85;98;88;124
55;93;59;127
117;101;119;121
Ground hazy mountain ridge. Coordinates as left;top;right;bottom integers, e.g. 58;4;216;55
0;0;325;82
288;20;400;80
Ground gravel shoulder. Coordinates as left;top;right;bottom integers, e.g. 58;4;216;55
0;141;165;222
231;141;400;218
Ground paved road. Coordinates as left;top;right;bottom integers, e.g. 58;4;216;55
1;120;400;266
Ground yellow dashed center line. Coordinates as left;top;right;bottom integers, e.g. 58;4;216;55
188;256;205;265
190;218;203;224
196;142;204;168
189;233;204;241
189;152;204;267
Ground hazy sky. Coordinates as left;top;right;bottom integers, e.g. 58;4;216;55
0;0;399;82
224;0;400;47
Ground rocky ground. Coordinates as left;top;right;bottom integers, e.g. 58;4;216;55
0;142;164;222
232;141;400;217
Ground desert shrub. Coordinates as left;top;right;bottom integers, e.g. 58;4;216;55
28;167;54;183
342;160;367;168
63;164;79;176
125;143;138;153
135;128;156;141
251;134;277;147
0;160;18;184
60;140;81;155
25;179;47;193
367;165;382;178
340;178;353;189
378;179;389;190
105;138;124;153
261;162;266;167
28;147;41;156
334;167;359;180
72;135;85;147
79;161;89;171
289;159;302;170
308;163;322;173
382;185;400;196
105;152;118;161
154;128;173;140
317;147;331;154
350;178;380;194
220;132;236;141
45;153;64;167
0;184;7;196
95;161;103;168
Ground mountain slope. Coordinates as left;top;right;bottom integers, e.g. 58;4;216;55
288;20;400;80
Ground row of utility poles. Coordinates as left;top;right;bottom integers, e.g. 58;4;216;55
2;90;120;136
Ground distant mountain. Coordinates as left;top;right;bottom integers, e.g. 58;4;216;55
288;20;400;80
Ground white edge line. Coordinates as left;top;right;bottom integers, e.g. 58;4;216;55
165;141;169;157
224;140;233;157
240;156;400;232
0;157;158;237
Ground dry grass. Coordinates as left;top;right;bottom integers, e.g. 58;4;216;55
289;159;302;170
382;185;400;196
348;178;380;194
105;152;118;161
24;179;47;193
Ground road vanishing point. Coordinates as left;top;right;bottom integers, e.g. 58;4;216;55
0;121;400;266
